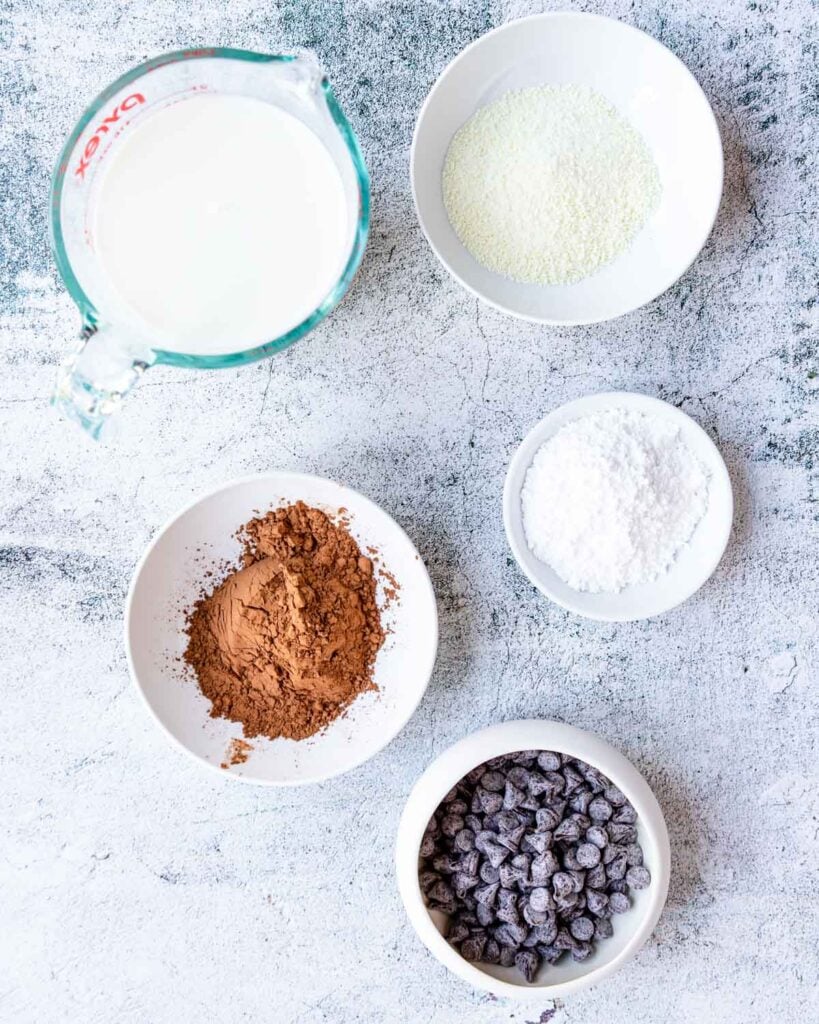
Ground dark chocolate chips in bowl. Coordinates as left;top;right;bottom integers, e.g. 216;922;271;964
419;750;651;983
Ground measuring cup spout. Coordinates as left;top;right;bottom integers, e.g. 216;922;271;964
52;323;155;440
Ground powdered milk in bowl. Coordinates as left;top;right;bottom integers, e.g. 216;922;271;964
503;393;733;621
412;13;723;324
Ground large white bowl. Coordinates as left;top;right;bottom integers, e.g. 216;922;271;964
411;12;723;324
503;392;733;621
396;720;670;1000
125;473;438;785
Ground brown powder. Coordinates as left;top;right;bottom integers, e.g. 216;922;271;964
184;502;385;741
220;737;253;769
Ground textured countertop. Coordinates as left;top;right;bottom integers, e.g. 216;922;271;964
1;1;817;1022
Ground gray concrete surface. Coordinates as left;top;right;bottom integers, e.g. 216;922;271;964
1;1;816;1022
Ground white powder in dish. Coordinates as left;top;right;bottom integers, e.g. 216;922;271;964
442;84;661;285
521;408;710;593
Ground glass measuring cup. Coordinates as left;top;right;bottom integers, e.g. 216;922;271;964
50;48;370;439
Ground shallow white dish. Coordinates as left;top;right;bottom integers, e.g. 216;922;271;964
503;392;733;621
125;473;438;785
411;12;723;325
396;720;670;999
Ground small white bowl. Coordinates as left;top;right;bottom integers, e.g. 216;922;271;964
503;392;733;622
125;473;438;785
396;720;670;999
411;12;723;325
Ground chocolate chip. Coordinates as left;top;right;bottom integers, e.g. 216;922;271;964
588;797;613;822
536;807;562;832
420;834;436;858
529;887;552;913
570;941;592;962
569;789;593;814
538;944;564;963
498;824;527;852
507;766;531;789
496;889;520;924
594;917;614;941
602;841;624;865
441;814;465;838
503;782;526;810
504;921;529;946
576;842;602;868
586;863;607;889
606;852;628;881
452;873;479;899
461;935;487;961
553;927;574;950
554;818;581;843
531;918;558;946
613;803;637;824
586;889;609;918
475;881;500;907
432;853;459;875
481;770;506;792
568;869;586;894
569;916;595;941
609;891;631;914
608;823;638;845
454;828;475;853
480;790;503;815
526;772;551;797
484;840;510;869
515;950;539;983
477;902;495;927
552;871;574;898
537;751;562;772
499;862;519;889
484;938;501;964
586;825;609;849
626;865;651;890
604;785;627;807
499;945;517;967
479;861;500;884
459;851;480;877
428;880;453;904
624;843;643;867
522;831;551;856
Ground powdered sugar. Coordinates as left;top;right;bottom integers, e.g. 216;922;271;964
521;408;710;593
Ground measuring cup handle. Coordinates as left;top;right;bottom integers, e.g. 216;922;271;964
51;322;156;440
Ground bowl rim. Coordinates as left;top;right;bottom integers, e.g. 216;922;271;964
395;719;671;999
124;471;439;786
502;391;734;621
410;10;724;326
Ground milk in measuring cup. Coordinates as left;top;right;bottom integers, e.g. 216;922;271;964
92;93;350;355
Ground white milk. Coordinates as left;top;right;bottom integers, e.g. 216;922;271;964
93;94;350;355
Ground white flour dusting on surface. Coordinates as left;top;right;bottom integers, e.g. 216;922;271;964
521;408;710;593
442;84;661;284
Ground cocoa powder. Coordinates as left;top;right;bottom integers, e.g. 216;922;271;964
184;502;385;741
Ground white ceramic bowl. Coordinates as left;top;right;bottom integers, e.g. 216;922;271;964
125;473;438;785
411;12;723;324
396;720;670;1000
504;392;733;621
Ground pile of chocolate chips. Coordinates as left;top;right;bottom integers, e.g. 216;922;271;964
419;750;651;983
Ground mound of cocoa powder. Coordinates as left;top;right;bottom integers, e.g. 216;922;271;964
184;501;385;741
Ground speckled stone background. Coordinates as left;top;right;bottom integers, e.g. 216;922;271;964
1;1;817;1021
